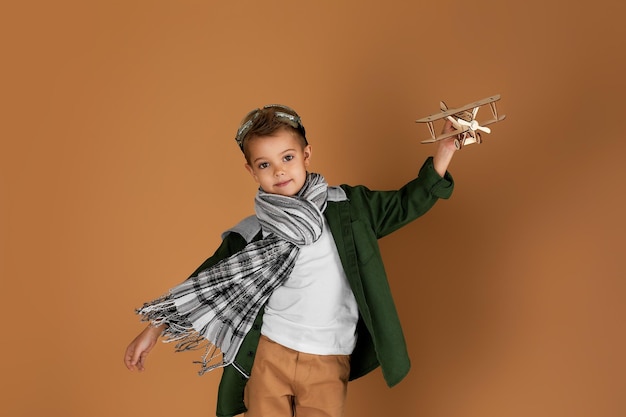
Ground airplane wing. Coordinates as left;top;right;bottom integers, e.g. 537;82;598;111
419;115;506;143
420;129;469;143
415;94;501;123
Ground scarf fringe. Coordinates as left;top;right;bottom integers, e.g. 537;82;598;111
136;295;226;375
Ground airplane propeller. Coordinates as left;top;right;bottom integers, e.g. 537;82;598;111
457;118;491;133
455;107;491;134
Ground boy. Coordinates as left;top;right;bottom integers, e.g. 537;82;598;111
125;104;457;417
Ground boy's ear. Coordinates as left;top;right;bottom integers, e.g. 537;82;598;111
244;162;259;183
303;145;312;166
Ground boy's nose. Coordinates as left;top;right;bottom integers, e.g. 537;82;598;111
274;165;285;176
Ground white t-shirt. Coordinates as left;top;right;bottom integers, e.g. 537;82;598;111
261;219;359;355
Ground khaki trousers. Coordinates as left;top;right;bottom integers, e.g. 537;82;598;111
244;335;351;417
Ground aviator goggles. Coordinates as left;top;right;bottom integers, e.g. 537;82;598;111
235;104;306;150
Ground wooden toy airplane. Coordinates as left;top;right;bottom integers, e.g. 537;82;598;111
416;94;506;149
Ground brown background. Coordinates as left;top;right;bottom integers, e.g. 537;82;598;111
1;1;625;416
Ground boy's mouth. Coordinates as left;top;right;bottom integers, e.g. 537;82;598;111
275;179;292;187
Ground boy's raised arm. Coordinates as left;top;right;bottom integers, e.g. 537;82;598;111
433;119;458;177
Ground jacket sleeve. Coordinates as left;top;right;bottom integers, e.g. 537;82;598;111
341;156;454;239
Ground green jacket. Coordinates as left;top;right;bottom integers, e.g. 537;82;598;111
187;157;454;417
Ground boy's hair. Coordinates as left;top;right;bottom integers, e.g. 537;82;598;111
235;105;308;161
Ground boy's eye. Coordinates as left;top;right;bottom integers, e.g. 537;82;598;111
258;162;269;169
284;155;294;162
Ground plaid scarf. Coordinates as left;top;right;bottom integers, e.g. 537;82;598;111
136;173;328;375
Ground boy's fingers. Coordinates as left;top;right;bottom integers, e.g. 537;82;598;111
137;353;147;371
124;348;133;368
124;346;141;371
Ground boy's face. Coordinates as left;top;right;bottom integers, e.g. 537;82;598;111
244;128;312;197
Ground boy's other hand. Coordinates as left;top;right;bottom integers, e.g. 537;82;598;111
124;324;163;372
